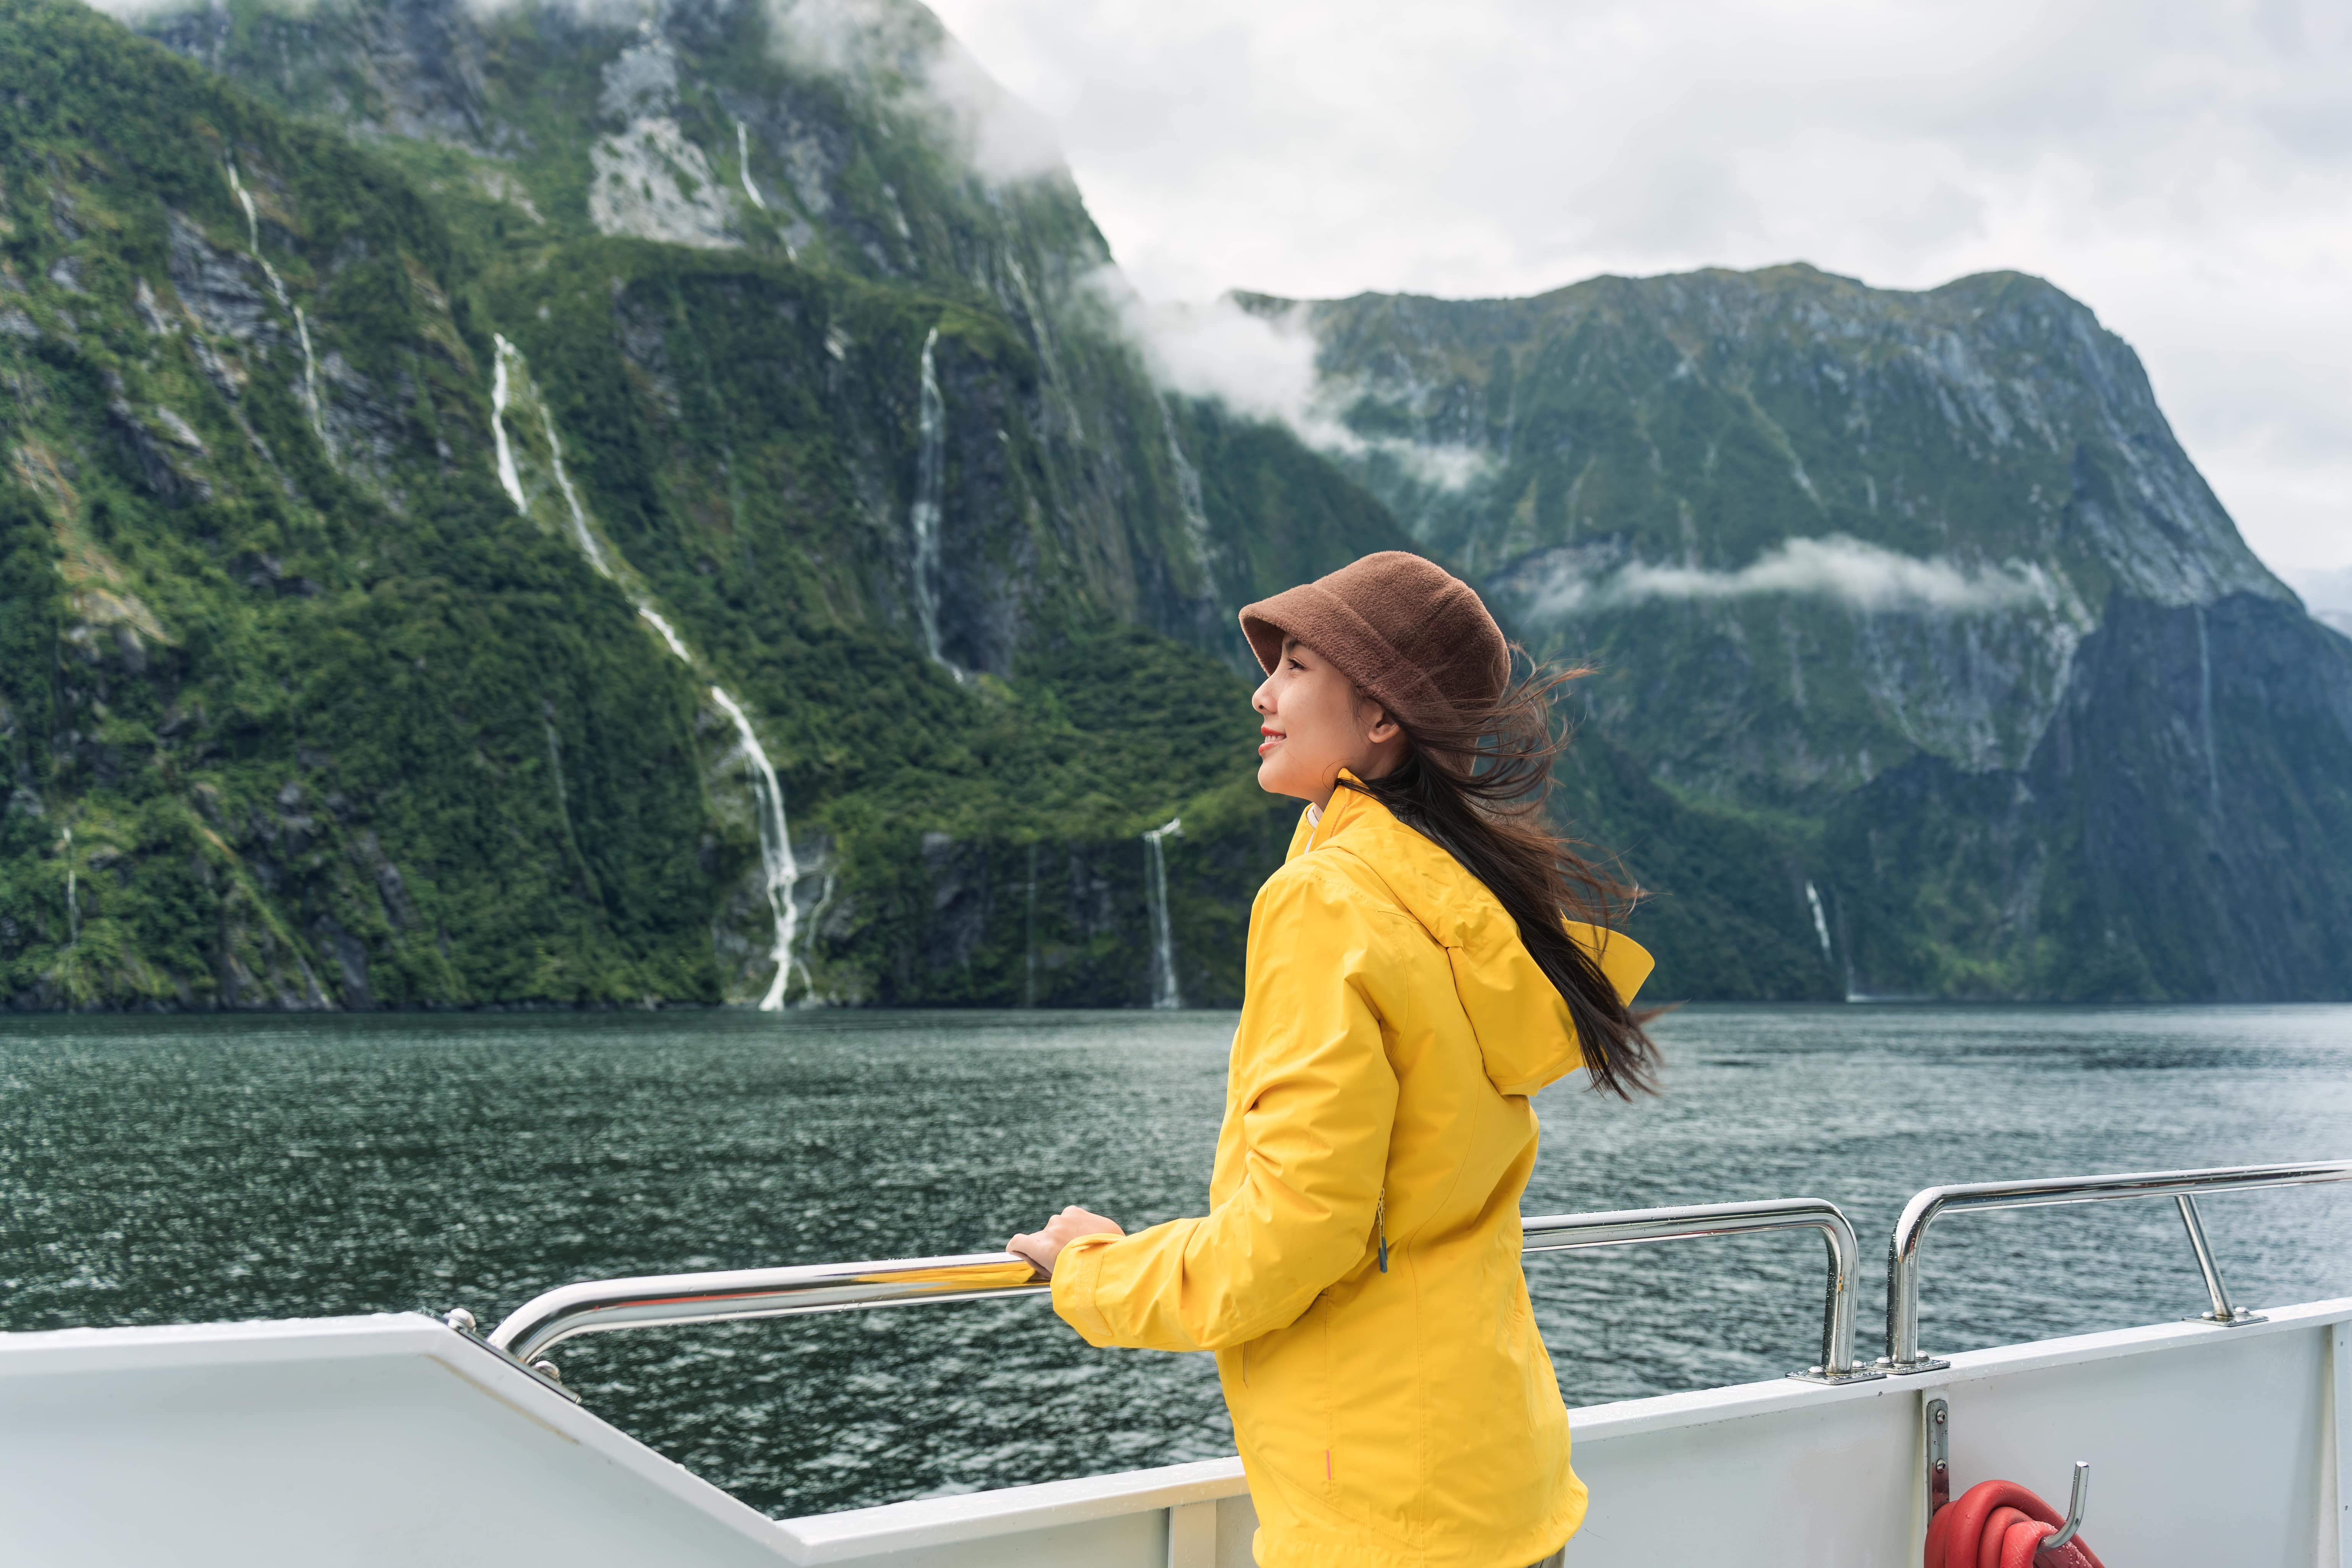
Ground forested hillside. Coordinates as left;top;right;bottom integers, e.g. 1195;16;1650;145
0;0;1404;1009
4;0;2343;1009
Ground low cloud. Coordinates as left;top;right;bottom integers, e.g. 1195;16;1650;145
1090;272;1491;489
1525;535;2056;617
767;0;1065;183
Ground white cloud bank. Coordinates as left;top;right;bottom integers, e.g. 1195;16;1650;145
766;0;1065;183
927;0;2352;575
1524;536;2055;618
1090;273;1490;489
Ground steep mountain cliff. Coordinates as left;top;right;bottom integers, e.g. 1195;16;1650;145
6;0;2341;1008
0;0;1404;1009
1281;267;2352;998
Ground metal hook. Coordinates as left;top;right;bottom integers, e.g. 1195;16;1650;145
2042;1461;2090;1552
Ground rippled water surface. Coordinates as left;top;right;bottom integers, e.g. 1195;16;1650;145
6;1005;2350;1518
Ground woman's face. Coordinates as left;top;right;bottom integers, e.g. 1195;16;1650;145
1252;637;1406;806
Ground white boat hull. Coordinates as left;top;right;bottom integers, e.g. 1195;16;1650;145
5;1299;2346;1566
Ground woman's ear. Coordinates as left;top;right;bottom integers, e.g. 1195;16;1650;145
1364;704;1401;744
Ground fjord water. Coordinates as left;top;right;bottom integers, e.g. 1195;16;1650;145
5;1006;2350;1519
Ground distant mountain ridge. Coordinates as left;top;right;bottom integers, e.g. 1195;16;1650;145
1270;265;2352;999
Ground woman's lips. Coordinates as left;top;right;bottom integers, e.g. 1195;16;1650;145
1257;728;1283;756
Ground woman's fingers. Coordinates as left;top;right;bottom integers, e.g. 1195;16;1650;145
1006;1208;1124;1275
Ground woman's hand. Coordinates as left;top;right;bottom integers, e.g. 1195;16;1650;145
1008;1206;1124;1276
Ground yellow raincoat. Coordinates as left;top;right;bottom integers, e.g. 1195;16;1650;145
1052;779;1654;1568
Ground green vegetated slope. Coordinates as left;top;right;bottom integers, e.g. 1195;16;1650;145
17;0;2339;1010
1286;267;2352;999
2;0;1408;1009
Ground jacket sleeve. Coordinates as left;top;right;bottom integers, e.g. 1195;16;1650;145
1050;866;1401;1353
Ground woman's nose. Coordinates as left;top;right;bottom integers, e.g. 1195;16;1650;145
1252;679;1275;715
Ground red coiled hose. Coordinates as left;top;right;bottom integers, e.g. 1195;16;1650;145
1924;1479;2106;1568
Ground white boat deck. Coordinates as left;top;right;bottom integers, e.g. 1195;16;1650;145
5;1296;2346;1566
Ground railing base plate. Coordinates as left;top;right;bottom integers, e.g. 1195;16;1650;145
2184;1309;2267;1327
1881;1356;1952;1375
1786;1366;1889;1385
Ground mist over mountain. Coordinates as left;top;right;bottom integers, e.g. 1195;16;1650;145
1;0;2343;1008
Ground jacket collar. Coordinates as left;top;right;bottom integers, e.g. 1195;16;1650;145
1298;771;1377;858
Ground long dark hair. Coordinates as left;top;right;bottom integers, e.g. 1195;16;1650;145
1340;658;1664;1098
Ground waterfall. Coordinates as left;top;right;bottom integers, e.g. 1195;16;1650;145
1804;880;1834;964
489;334;527;512
2195;604;2221;812
1158;394;1218;598
735;121;766;209
538;403;610;577
225;160;260;253
481;332;816;1005
1003;252;1083;439
292;306;326;447
226;160;323;446
640;606;692;663
1143;816;1182;1009
709;685;802;1011
1023;841;1040;1009
485;333;612;580
908;327;956;676
62;826;76;947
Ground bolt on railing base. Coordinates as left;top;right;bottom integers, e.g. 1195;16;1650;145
443;1305;582;1403
1880;1355;1952;1376
1786;1363;1887;1386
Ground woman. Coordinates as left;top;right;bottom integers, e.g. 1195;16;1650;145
1009;551;1660;1568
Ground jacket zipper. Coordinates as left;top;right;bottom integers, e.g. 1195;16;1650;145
1375;1187;1388;1274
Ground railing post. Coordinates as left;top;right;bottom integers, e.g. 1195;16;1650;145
2174;1194;2258;1325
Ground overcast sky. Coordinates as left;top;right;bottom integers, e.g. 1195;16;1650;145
926;0;2352;586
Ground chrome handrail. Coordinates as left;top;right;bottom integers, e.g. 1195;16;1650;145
485;1196;1877;1383
487;1252;1050;1364
1883;1159;2352;1372
1523;1199;1874;1381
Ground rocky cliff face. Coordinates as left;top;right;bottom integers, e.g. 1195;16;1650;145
1276;266;2352;999
8;0;2341;1008
0;0;1401;1009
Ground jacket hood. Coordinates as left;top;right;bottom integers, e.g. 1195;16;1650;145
1296;780;1654;1097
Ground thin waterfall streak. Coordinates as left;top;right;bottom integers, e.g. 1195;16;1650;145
798;870;837;1001
1158;394;1216;596
1143;817;1182;1010
225;160;260;254
2196;605;2221;812
736;121;767;209
539;404;609;576
293;306;326;445
909;327;956;677
63;828;76;947
640;606;693;663
709;685;800;1011
1004;252;1082;439
489;335;526;513
1804;881;1834;963
1023;842;1040;1010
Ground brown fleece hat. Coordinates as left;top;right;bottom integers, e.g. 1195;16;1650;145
1239;551;1511;731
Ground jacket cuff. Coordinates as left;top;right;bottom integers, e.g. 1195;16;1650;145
1050;1232;1121;1346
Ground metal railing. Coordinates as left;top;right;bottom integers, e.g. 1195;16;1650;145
1522;1199;1876;1382
481;1196;1878;1382
486;1252;1048;1364
1882;1159;2352;1372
